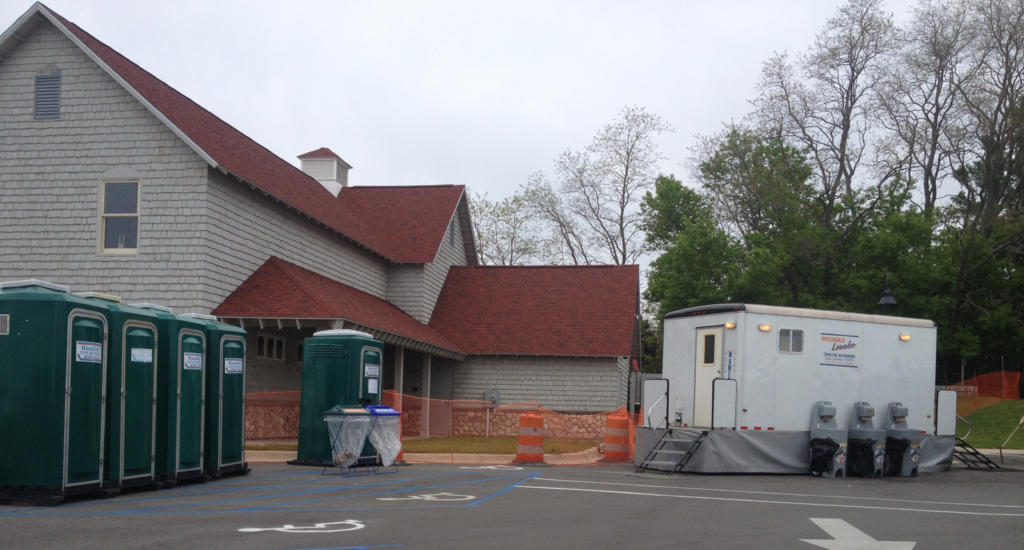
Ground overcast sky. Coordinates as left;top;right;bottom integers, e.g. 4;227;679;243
3;0;917;199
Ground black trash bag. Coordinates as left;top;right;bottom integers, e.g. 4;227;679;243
847;438;878;477
809;437;841;475
884;437;911;477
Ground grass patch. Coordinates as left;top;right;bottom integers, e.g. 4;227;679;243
401;436;601;455
245;437;602;455
245;443;299;451
961;400;1024;449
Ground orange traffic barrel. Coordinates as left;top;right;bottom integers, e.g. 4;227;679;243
603;413;630;462
513;413;546;465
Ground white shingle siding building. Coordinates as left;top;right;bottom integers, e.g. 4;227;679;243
0;5;639;413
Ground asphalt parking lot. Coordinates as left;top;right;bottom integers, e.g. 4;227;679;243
1;460;1022;550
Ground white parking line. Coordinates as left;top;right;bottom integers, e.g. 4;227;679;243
534;478;1024;509
517;485;1024;517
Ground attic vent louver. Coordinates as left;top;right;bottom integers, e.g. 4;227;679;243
34;65;61;120
0;314;8;336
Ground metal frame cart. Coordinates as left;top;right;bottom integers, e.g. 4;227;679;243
323;406;402;477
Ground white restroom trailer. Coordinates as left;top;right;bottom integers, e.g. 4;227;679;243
637;304;956;474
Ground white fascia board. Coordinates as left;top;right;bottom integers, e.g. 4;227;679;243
229;316;465;360
37;6;219;169
0;4;43;61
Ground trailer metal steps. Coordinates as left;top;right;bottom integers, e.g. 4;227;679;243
636;429;708;475
953;438;1000;470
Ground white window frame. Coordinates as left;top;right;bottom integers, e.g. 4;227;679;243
257;334;286;361
778;328;804;354
98;179;141;254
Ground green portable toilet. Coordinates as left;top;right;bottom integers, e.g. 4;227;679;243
75;293;160;490
294;330;384;465
180;314;249;479
0;280;112;505
133;304;207;485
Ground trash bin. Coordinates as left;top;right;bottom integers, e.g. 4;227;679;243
295;330;384;465
75;292;160;490
366;406;402;467
323;406;374;471
134;304;208;484
180;314;248;479
0;280;111;504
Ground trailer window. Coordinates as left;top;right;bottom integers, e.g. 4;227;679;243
702;334;716;365
779;329;803;353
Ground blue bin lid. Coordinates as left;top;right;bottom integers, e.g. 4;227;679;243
365;405;401;416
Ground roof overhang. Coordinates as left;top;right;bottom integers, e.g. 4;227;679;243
217;316;466;361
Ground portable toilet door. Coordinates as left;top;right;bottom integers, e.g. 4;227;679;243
693;326;724;427
75;293;159;490
183;314;248;478
177;327;207;479
65;310;110;490
138;303;208;485
119;318;158;485
217;328;247;474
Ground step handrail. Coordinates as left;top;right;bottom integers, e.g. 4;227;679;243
957;414;972;440
647;393;667;429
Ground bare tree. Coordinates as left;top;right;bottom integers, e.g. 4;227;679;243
468;191;540;266
752;0;901;294
878;0;973;210
521;173;597;265
754;0;900;230
526;106;673;265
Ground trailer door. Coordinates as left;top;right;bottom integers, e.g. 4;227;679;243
693;327;723;427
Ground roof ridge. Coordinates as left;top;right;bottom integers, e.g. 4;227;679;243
454;264;639;269
346;184;462;190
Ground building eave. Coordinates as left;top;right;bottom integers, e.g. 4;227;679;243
218;316;466;361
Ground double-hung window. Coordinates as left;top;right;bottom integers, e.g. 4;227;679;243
99;180;139;253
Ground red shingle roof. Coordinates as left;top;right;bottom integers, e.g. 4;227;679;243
340;186;465;264
429;265;639;356
298;147;348;164
38;5;461;264
212;257;464;355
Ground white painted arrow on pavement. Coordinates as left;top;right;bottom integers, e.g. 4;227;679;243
800;518;915;550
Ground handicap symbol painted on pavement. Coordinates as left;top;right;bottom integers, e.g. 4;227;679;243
378;492;475;501
239;520;365;533
458;465;523;470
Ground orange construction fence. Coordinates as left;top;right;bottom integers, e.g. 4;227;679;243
945;371;1021;416
243;390;638;465
380;391;637;465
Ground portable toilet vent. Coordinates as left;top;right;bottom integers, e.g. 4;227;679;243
884;402;921;477
847;402;886;477
809;401;847;478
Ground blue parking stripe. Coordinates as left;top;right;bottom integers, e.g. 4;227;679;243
0;472;536;517
236;473;531;512
469;472;541;506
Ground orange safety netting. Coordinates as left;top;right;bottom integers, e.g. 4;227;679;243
381;391;636;465
945;372;1021;416
243;390;638;465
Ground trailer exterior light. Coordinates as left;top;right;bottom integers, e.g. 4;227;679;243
899;333;911;341
758;324;771;332
724;321;736;329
